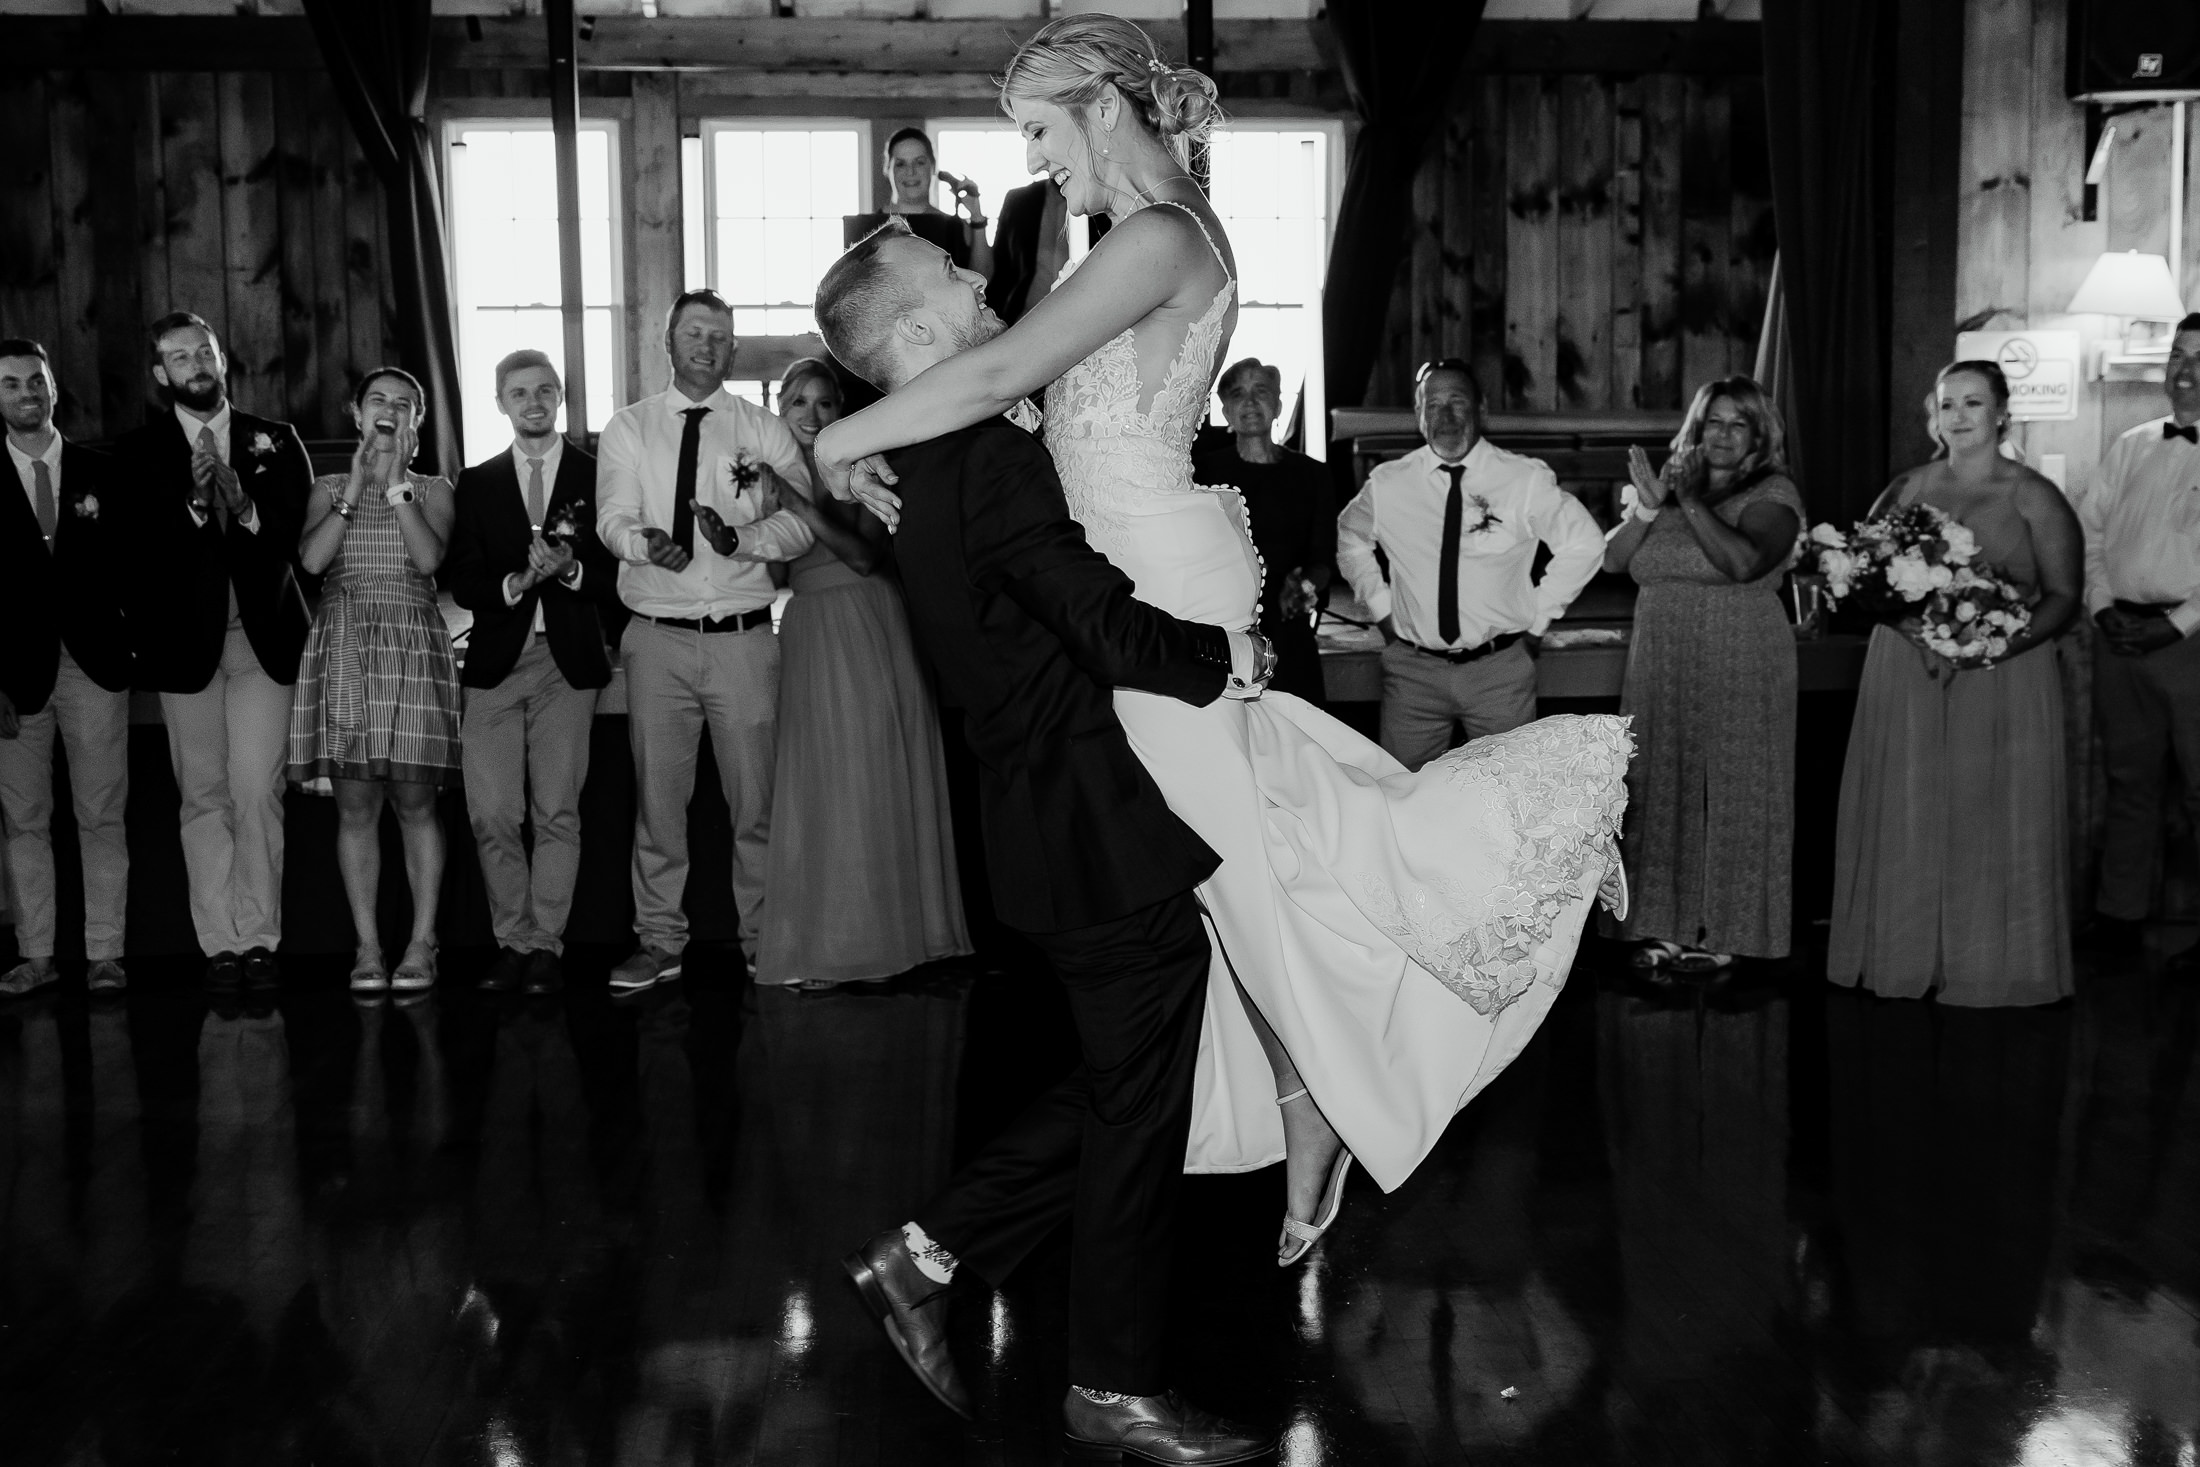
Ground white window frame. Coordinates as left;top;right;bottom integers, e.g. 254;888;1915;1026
697;116;874;325
441;116;627;456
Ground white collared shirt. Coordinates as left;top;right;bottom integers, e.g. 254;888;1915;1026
1336;438;1605;649
2081;415;2200;636
7;431;63;535
176;400;262;536
595;386;816;619
502;434;584;629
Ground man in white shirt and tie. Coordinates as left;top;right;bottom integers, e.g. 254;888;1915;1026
0;340;135;998
1336;358;1604;770
448;350;620;996
597;290;815;993
2081;312;2200;963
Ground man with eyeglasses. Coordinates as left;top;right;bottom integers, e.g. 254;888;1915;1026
1335;358;1603;770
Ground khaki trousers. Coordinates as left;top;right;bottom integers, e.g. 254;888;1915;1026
0;650;131;961
1377;639;1539;771
2094;625;2200;920
159;626;292;955
621;617;779;951
462;637;598;954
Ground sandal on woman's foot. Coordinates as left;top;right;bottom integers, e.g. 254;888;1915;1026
1630;940;1684;970
350;948;389;994
1671;947;1735;976
391;942;438;992
1275;1087;1354;1268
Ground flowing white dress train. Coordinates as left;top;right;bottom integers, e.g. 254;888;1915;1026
1043;203;1633;1191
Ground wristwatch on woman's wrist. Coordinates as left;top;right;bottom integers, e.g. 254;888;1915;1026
327;484;353;520
385;483;417;507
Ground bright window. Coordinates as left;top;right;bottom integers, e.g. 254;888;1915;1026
928;120;1096;265
700;120;869;339
445;121;623;451
1209;124;1336;455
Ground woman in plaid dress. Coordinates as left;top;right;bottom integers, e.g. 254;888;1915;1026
292;367;461;994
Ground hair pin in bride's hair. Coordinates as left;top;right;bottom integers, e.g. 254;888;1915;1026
1147;57;1168;76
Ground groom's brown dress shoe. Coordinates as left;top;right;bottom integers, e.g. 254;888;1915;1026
841;1229;973;1419
1062;1389;1277;1464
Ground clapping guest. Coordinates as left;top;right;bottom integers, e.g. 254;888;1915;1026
1829;361;2084;1006
1193;357;1334;704
1335;359;1604;769
755;358;970;988
1602;377;1804;975
120;313;314;997
0;341;134;997
447;351;618;996
291;368;462;995
596;290;815;994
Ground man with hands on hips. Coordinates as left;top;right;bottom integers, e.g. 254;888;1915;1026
449;350;620;997
2080;310;2200;965
595;289;814;995
1335;358;1604;770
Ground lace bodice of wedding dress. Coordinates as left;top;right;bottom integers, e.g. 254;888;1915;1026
1033;201;1632;1189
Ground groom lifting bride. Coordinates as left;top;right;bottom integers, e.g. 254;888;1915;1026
814;14;1634;1463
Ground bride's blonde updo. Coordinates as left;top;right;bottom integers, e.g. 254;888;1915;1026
1000;13;1225;171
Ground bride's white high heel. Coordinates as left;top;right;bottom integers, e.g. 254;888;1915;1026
1276;1087;1353;1268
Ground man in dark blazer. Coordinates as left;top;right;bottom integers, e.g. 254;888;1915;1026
447;349;620;996
118;311;313;994
0;340;136;998
988;178;1108;326
817;223;1276;1464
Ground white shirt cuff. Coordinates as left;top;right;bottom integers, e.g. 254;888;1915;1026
2171;601;2200;638
237;501;260;534
1360;587;1394;625
503;572;527;608
1223;628;1263;700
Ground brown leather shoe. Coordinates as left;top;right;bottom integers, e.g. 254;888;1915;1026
841;1228;972;1419
1062;1389;1276;1464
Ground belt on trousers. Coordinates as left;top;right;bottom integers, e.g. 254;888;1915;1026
2113;600;2180;620
642;608;772;633
1407;631;1523;665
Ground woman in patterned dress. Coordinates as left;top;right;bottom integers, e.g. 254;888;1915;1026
1603;377;1805;975
292;367;463;995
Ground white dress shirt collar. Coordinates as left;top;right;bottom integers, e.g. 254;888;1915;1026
663;385;734;418
175;400;233;458
7;431;63;508
511;433;565;481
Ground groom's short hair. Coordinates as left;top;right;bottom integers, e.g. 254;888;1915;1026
815;218;923;388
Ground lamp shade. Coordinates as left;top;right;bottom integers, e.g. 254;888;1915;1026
2067;250;2187;320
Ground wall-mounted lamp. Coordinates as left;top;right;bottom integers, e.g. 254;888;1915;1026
2069;249;2187;377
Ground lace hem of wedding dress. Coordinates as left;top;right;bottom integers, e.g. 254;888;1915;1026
1357;716;1634;1017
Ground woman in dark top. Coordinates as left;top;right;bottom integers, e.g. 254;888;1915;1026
1193;357;1334;704
841;127;994;278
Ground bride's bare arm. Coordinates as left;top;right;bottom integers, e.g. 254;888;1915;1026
813;208;1220;478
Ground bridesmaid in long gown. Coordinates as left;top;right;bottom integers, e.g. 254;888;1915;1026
1829;360;2084;1006
754;358;970;988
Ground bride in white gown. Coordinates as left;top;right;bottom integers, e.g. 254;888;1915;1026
815;14;1632;1261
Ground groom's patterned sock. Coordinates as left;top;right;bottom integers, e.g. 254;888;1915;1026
901;1221;958;1284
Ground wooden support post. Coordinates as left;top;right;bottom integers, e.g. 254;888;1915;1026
548;0;589;433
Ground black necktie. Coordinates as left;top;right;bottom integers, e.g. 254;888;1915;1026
1437;462;1464;645
673;406;709;555
2166;422;2198;444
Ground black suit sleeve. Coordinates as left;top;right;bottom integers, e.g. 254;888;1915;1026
557;458;620;616
962;426;1229;706
238;421;313;579
445;468;506;614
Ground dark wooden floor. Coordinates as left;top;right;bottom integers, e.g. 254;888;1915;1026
1;927;2195;1465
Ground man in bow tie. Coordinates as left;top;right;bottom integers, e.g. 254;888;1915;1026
0;340;134;998
118;312;313;997
594;290;815;994
2080;311;2200;965
448;350;621;995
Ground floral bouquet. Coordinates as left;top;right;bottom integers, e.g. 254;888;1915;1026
1805;502;2030;668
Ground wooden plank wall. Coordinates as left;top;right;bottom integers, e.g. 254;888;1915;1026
1366;70;1774;411
0;68;397;443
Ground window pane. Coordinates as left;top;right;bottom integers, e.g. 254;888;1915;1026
682;135;707;290
1206;127;1331;451
703;123;864;366
931;125;1036;247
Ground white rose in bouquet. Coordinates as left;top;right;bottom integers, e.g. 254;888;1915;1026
1941;522;1978;562
1885;551;1937;601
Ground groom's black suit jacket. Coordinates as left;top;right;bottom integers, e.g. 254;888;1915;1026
446;442;621;691
889;416;1229;935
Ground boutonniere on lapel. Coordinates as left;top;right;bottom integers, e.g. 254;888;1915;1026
1006;398;1043;434
247;431;278;460
73;494;100;520
543;503;583;545
1464;493;1502;535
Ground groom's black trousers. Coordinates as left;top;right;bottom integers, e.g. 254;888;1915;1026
915;889;1211;1395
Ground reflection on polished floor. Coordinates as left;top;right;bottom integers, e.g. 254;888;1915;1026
1;936;2195;1466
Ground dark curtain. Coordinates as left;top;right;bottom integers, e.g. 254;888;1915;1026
1761;0;1892;524
1319;0;1485;422
302;0;462;475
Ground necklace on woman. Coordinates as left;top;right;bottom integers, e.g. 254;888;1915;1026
1129;174;1204;210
